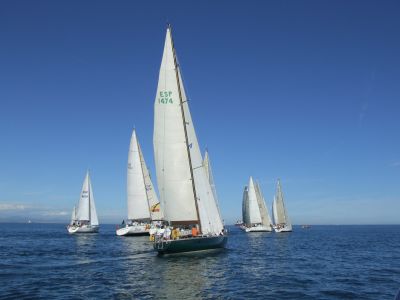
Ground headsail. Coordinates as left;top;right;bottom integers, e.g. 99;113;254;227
88;175;99;226
203;150;223;224
127;130;151;221
273;180;291;229
254;181;272;227
137;137;163;221
153;26;223;234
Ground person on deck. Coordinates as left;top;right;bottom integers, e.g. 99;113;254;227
191;226;198;237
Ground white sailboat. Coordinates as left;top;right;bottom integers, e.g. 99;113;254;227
116;129;163;236
241;177;273;232
153;25;227;254
272;179;292;232
67;171;99;234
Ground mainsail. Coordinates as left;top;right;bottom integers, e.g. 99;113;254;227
76;171;98;226
77;172;90;222
153;26;223;235
246;177;262;225
242;186;249;225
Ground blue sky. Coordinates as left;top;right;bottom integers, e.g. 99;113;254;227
0;1;399;224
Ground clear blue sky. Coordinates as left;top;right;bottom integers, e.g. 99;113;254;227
1;1;399;224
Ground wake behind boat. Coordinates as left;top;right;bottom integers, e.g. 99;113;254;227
116;129;163;236
152;25;227;254
67;171;99;234
241;177;273;232
272;179;292;232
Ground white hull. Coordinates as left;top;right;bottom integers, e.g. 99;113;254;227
273;225;292;233
116;224;150;236
67;224;99;234
241;224;272;232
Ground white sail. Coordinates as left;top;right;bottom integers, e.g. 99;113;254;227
242;186;250;225
272;196;278;224
273;180;291;229
77;172;90;221
254;182;272;227
153;27;223;234
88;176;99;226
247;177;262;225
138;139;163;221
127;130;151;221
203;150;222;223
70;206;76;225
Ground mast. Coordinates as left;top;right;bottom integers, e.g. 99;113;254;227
168;24;202;232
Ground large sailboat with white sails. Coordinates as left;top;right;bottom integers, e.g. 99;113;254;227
67;171;99;234
152;25;227;254
116;129;163;236
272;179;292;232
241;177;273;232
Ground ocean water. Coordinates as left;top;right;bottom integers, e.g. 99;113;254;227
0;224;399;299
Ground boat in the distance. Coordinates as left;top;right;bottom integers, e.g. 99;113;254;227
67;171;99;234
152;25;227;254
241;177;273;232
116;129;163;236
272;179;292;232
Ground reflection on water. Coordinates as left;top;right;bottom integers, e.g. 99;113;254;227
1;224;400;299
156;249;227;300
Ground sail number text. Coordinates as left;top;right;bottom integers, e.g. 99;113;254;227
158;91;173;104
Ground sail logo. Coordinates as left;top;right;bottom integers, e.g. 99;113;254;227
158;91;173;104
150;203;160;212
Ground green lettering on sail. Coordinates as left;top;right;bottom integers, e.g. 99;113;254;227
158;91;173;104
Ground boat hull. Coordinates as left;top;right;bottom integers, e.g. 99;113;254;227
116;225;150;236
154;235;227;254
274;225;292;233
245;225;272;232
67;225;99;234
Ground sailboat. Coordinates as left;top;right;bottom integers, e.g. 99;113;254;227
241;177;273;232
67;171;99;234
116;129;163;236
272;179;292;232
152;25;227;254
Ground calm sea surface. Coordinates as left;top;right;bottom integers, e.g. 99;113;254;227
0;223;399;299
